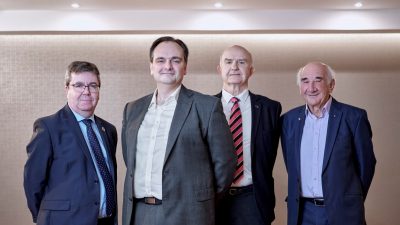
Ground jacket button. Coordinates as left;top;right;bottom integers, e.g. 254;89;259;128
130;173;133;177
95;201;99;205
129;197;133;201
94;180;99;184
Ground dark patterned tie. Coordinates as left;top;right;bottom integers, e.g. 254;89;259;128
82;119;115;216
229;97;244;184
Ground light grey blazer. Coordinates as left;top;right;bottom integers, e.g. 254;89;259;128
121;86;236;225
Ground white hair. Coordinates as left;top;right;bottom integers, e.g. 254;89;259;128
296;62;336;86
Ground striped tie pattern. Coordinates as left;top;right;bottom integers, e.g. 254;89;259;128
82;119;115;216
229;97;244;184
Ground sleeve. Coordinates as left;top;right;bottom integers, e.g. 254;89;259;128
121;103;129;167
23;119;53;223
269;102;283;170
354;110;376;199
280;114;289;170
207;99;237;193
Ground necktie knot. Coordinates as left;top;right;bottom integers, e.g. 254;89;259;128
82;119;92;127
230;97;239;104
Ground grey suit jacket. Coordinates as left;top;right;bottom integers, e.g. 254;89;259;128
121;86;236;225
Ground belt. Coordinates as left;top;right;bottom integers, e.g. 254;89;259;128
301;197;325;206
137;197;162;205
227;185;253;196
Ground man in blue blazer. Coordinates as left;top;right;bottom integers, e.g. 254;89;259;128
281;62;376;225
24;61;118;225
215;45;282;225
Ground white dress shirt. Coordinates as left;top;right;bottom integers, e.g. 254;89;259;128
134;85;181;199
221;89;252;187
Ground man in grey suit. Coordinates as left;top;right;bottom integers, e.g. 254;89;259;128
121;36;237;225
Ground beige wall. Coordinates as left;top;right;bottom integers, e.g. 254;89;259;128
0;33;399;225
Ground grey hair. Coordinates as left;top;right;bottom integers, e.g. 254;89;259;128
296;62;336;86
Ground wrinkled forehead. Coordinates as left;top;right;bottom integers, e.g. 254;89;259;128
301;63;328;78
221;46;252;62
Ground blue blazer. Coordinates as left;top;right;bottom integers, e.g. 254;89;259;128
216;91;282;224
281;98;376;225
23;105;118;225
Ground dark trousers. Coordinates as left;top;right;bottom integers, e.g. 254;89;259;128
98;216;114;225
299;200;328;225
132;201;165;225
216;186;266;225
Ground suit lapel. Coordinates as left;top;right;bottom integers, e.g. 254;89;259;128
164;86;193;164
295;108;306;176
249;92;260;156
322;98;342;173
95;117;116;181
130;95;153;164
63;105;97;173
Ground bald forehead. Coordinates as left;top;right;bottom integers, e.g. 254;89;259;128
302;62;328;77
221;45;253;63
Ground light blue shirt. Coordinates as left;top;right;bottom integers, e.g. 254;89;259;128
300;97;332;198
71;109;111;218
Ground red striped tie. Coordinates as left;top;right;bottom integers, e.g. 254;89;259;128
229;97;244;184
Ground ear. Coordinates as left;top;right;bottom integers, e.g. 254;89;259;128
149;62;153;76
329;79;336;92
183;64;187;76
217;65;221;74
249;66;255;77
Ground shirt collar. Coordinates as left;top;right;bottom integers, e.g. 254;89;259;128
305;96;332;118
222;88;250;104
149;85;181;108
69;106;95;122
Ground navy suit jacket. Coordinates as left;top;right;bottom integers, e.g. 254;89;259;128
24;105;118;225
281;98;376;225
217;91;282;224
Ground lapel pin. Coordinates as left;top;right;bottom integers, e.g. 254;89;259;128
101;127;106;132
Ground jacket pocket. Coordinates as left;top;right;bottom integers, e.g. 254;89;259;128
41;200;71;211
196;188;215;202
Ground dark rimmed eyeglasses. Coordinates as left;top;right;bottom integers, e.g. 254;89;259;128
69;82;100;93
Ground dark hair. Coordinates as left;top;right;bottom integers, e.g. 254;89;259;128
65;61;101;87
149;36;189;63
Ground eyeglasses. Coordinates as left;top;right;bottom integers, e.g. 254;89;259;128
69;82;100;93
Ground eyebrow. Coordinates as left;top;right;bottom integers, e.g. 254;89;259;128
155;56;183;60
301;76;324;81
224;58;248;62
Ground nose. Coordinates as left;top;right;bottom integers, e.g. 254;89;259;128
231;60;239;70
164;60;172;70
309;81;317;91
82;85;91;95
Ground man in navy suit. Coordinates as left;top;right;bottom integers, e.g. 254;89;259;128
24;61;118;225
281;62;376;225
215;45;282;225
